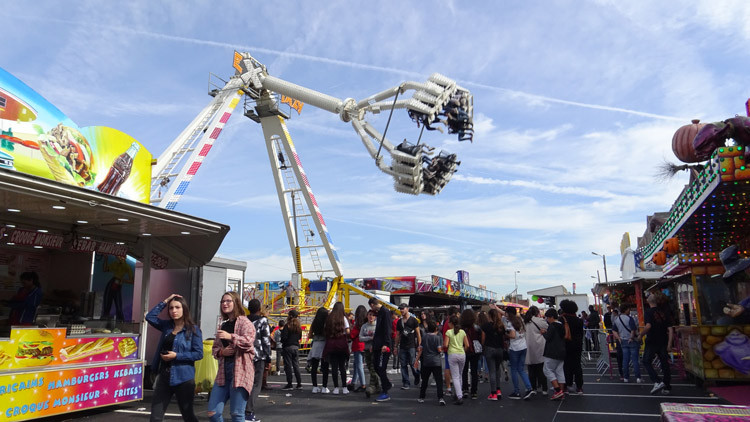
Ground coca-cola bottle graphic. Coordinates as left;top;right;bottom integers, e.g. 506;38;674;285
97;142;140;195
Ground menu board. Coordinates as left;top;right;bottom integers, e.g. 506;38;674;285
0;328;140;372
0;360;143;421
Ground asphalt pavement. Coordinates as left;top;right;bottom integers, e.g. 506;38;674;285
34;354;723;422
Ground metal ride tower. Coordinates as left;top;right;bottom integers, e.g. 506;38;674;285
150;51;474;311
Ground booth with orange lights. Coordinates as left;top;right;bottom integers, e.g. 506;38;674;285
637;146;750;383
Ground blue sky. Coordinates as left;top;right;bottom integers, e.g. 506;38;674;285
3;1;750;298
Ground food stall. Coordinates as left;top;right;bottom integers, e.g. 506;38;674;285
637;143;750;383
0;68;230;420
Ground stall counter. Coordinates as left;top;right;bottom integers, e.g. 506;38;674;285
0;327;144;421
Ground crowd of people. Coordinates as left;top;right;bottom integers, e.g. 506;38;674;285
143;292;674;421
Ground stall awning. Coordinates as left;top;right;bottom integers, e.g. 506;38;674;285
0;168;229;268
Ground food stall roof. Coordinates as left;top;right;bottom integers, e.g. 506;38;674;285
0;168;229;268
638;147;750;265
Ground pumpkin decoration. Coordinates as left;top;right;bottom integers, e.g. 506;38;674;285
672;119;706;163
664;238;680;255
653;251;667;266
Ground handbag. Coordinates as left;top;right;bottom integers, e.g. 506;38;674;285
472;339;483;354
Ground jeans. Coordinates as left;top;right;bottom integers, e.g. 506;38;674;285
309;357;329;387
275;348;283;374
373;349;392;393
508;349;532;394
399;347;420;387
351;351;366;387
447;354;466;398
527;362;547;391
282;346;302;386
419;365;444;399
246;359;265;415
208;361;249;422
150;373;197;422
642;343;671;388
364;349;380;392
328;351;348;388
622;341;641;380
484;346;504;393
461;353;480;395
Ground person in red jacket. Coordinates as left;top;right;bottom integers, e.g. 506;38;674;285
349;305;367;392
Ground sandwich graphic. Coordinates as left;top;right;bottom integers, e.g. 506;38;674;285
60;338;114;362
15;330;55;367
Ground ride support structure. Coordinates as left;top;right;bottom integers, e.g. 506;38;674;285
150;51;474;314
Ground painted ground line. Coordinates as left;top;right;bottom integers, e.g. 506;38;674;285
557;410;659;418
578;381;695;386
116;409;181;417
577;393;718;399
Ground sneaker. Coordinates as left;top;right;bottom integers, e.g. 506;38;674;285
321;387;331;394
550;389;565;400
487;393;498;401
417;398;425;403
454;398;463;405
439;398;446;406
508;392;521;400
541;389;548;396
622;378;629;383
496;389;502;400
471;393;478;400
462;392;469;399
662;388;671;395
333;387;340;395
295;384;303;390
375;393;390;402
281;384;294;391
574;388;583;395
342;388;349;395
400;385;410;390
245;412;260;422
636;378;643;383
650;382;665;395
522;390;534;400
312;386;321;394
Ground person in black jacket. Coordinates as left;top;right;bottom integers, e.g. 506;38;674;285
542;309;566;401
369;297;393;402
560;300;584;395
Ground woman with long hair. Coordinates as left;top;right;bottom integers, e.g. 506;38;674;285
523;305;549;395
350;305;368;392
207;291;256;422
146;294;202;422
308;307;330;393
323;301;351;394
443;314;470;404
476;311;490;382
281;309;303;390
505;306;534;400
559;299;585;394
481;308;506;400
460;309;481;399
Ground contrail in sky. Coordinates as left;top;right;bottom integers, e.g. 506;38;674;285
11;14;686;121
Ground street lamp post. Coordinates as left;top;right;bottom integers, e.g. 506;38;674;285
591;252;608;283
513;270;520;303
